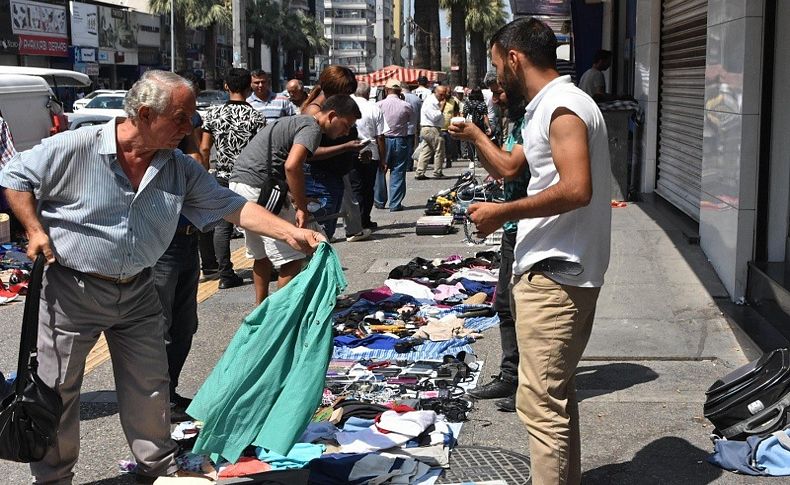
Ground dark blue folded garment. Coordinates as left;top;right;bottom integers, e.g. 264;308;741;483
333;334;400;350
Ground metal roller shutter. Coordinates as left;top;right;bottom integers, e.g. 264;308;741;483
655;0;707;220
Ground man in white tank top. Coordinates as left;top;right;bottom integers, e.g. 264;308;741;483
449;17;611;485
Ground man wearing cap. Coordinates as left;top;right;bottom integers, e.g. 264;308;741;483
375;79;414;212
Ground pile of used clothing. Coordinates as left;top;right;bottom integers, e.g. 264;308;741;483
127;248;503;484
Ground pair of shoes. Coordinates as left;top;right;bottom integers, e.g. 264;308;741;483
346;228;372;242
374;203;386;210
414;175;428;180
363;222;378;230
170;393;193;423
218;274;244;289
199;270;219;282
389;206;404;212
467;374;517;399
495;394;516;412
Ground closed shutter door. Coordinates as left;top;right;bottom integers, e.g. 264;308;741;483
655;0;707;220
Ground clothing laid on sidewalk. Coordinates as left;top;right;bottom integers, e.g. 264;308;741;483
187;243;347;463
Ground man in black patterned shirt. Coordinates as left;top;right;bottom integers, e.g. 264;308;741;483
200;68;267;289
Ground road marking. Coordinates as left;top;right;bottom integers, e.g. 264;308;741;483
83;247;253;374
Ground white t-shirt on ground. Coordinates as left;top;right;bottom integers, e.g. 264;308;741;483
513;75;612;287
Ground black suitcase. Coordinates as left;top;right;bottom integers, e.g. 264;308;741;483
704;348;790;439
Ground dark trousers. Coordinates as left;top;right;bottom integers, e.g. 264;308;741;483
494;230;519;382
349;159;378;227
199;229;218;273
305;171;345;240
213;176;237;282
153;231;200;396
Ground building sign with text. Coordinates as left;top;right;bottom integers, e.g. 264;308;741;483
11;0;69;56
70;1;98;47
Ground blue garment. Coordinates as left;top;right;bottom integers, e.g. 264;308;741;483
332;337;475;361
333;334;400;350
334;294;420;321
708;436;765;476
341;417;375;433
187;243;347;463
305;171;345;239
308;453;419;485
0;121;247;278
456;278;496;297
255;443;325;470
375;137;409;210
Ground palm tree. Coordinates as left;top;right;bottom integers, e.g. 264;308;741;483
466;0;506;87
413;0;440;71
440;0;467;86
283;9;328;83
149;0;231;86
247;0;283;82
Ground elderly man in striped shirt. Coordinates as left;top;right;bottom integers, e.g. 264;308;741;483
0;70;323;484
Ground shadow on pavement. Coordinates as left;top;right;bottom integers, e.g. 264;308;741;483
583;436;722;484
576;362;659;401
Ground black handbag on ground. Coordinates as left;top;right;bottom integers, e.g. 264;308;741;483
704;348;790;439
0;254;63;462
256;119;289;215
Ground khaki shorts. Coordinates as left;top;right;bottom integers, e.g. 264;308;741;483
229;181;324;268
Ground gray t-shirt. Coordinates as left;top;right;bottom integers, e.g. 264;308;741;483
231;115;322;188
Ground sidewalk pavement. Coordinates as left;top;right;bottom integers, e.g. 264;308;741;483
0;165;761;484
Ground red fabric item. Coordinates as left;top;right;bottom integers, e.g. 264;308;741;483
355;65;447;86
386;403;416;414
218;457;272;478
359;286;393;302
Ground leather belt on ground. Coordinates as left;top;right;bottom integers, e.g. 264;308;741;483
531;258;584;276
85;271;143;284
175;225;197;235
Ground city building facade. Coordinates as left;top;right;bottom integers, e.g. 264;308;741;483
324;0;393;74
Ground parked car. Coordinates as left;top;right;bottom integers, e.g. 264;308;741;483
0;74;68;151
73;90;126;112
196;90;229;109
80;94;127;118
66;113;112;131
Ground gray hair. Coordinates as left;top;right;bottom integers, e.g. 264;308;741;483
355;82;371;99
484;70;498;87
124;70;194;119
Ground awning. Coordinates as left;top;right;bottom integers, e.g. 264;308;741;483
356;65;446;87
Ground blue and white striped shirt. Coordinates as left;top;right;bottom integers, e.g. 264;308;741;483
0;120;247;278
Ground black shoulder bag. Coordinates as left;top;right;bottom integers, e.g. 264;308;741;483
0;254;63;462
256;119;289;215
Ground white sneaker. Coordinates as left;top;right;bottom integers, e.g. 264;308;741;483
346;228;372;242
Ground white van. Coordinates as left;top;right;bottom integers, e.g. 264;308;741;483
0;74;67;151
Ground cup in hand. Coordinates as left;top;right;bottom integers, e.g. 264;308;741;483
450;116;466;126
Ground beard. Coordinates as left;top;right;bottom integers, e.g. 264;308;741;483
499;65;523;102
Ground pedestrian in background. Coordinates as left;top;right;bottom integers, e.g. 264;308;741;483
415;85;449;180
300;66;367;241
286;79;308;114
463;86;492;164
402;87;422;171
375;78;413;211
451;18;612;485
247;70;295;120
201;68;267;289
414;75;431;101
579;49;612;100
351;82;388;232
0;69;323;484
441;87;461;168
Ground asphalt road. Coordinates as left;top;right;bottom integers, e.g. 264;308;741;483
0;164;759;484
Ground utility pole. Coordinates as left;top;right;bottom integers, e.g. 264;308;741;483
232;0;247;68
170;0;175;71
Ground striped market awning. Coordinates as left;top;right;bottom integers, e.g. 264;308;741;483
355;65;447;87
